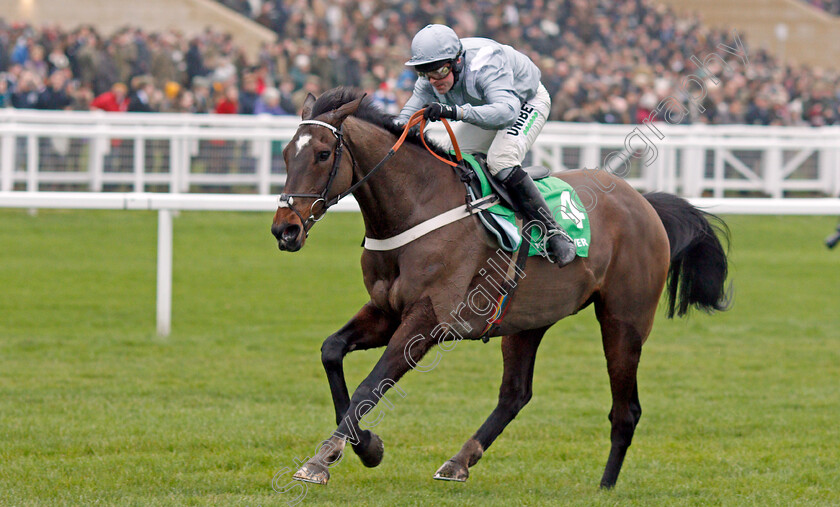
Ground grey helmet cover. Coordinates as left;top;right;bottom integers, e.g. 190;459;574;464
406;24;465;85
405;24;463;67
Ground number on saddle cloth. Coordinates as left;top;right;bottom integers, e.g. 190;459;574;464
457;152;591;258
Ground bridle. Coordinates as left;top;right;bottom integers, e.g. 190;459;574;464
276;119;359;233
277;109;463;235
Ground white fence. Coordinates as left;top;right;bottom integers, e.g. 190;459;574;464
2;109;840;198
534;122;840;198
0;109;298;195
2;109;840;336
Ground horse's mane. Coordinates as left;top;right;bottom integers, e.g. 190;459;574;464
309;87;450;159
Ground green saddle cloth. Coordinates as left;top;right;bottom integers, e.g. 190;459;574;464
462;152;591;258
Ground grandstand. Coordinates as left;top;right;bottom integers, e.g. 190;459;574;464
0;0;837;126
0;0;275;58
660;0;840;69
0;0;838;198
0;0;840;126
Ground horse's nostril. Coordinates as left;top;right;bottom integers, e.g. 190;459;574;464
282;224;301;243
271;223;284;240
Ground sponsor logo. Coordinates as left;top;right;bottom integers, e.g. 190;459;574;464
522;112;539;136
506;105;535;137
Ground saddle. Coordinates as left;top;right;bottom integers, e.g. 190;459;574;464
390;112;588;257
453;153;553;253
457;153;550;212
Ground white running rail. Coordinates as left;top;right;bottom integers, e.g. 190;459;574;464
2;191;840;336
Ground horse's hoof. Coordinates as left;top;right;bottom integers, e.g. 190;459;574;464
600;479;616;490
433;460;469;482
292;461;330;485
353;431;384;468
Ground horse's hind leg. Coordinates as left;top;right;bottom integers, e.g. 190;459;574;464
434;327;547;482
596;300;653;489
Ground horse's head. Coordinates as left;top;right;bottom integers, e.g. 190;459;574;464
271;92;363;251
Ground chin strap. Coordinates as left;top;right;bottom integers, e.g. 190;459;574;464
451;53;464;87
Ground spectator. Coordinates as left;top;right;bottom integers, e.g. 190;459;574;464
127;75;156;112
289;53;311;91
36;70;73;110
0;75;11;107
238;72;259;114
71;28;100;90
277;80;297;115
11;33;31;66
205;83;240;173
191;76;212;114
175;90;198;113
112;31;137;86
255;87;291;115
91;82;129;112
47;42;70;75
93;41;120;96
69;82;94;111
255;2;283;33
185;37;208;85
291;75;322;113
157;81;182;112
25;44;49;81
214;84;238;114
149;34;182;88
745;96;774;125
11;70;41;109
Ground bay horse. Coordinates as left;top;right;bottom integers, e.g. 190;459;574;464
270;88;729;489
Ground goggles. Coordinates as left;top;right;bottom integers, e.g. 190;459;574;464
417;63;452;80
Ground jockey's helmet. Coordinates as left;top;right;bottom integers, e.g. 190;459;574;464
405;24;462;69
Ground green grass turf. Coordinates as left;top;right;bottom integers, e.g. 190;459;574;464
1;210;838;506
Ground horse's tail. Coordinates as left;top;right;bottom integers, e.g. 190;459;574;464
644;192;731;318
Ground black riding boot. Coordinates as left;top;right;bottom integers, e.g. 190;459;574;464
498;165;577;267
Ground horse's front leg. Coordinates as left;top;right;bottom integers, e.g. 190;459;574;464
322;302;397;423
294;299;439;485
320;303;398;466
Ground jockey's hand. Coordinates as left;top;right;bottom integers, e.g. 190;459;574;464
423;102;458;122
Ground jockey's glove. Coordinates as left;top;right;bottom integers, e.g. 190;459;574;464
423;102;459;121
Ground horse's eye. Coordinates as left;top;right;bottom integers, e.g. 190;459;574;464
318;151;331;162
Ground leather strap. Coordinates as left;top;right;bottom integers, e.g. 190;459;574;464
363;195;498;251
298;120;340;137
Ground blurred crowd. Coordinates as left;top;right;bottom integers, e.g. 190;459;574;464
0;23;260;114
803;0;840;15
2;0;840;126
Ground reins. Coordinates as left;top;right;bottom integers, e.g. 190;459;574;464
340;109;463;200
280;105;526;339
278;108;464;232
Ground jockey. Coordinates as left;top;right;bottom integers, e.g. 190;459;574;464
397;24;576;267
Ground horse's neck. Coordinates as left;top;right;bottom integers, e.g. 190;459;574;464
345;119;463;239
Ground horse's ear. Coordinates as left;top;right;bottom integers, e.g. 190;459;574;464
301;93;316;120
329;94;366;125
